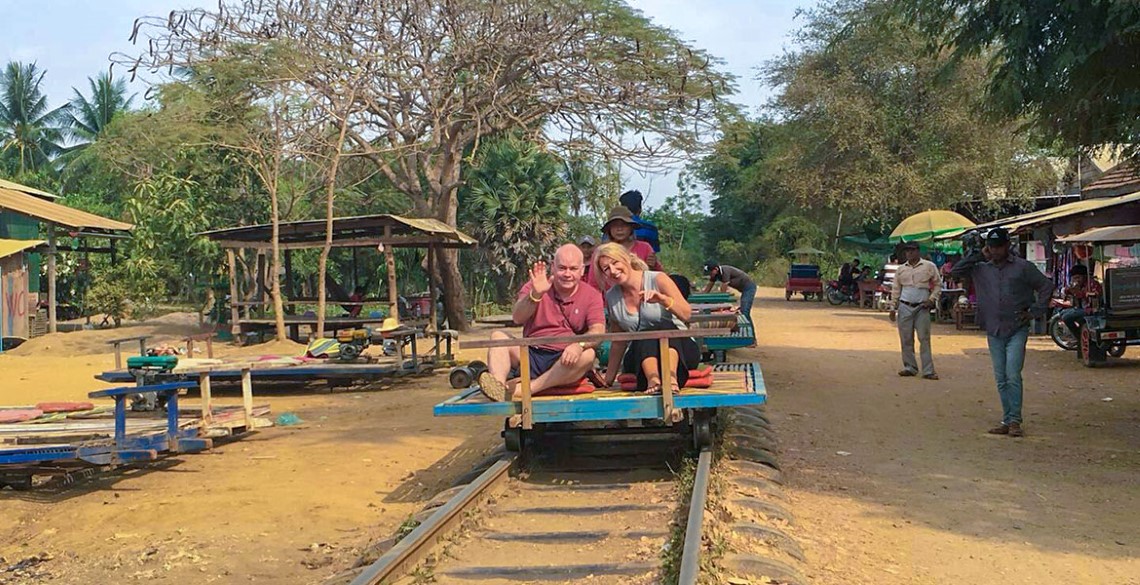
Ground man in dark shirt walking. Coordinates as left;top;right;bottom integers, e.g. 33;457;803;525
951;228;1053;437
703;262;758;326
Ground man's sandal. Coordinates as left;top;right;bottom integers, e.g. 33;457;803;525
477;371;509;402
922;373;939;380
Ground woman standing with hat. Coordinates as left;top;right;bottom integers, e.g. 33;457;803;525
594;206;661;288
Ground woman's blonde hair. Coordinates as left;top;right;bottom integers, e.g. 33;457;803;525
593;242;648;287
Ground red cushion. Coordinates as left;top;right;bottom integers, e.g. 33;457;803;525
534;378;595;396
619;369;715;390
36;401;95;413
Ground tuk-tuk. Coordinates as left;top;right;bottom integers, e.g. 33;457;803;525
785;247;825;301
1056;226;1140;367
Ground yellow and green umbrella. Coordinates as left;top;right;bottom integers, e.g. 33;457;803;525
889;210;975;242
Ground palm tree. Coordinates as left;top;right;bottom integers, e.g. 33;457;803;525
0;61;68;174
66;71;135;147
460;136;571;301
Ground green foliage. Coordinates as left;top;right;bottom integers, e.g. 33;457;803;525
644;172;709;278
459;135;570;302
85;264;165;324
65;72;135;150
908;0;1140;159
124;173;221;295
0;62;68;174
763;0;1057;220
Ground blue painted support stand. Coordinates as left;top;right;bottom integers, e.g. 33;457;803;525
87;381;212;464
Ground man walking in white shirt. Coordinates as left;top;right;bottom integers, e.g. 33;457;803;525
891;242;941;380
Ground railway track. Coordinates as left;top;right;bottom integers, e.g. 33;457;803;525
345;427;714;585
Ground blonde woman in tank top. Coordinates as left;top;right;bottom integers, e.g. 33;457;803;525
593;243;699;394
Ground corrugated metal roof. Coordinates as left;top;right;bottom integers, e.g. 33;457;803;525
1057;225;1140;244
0;187;133;232
198;213;476;248
0;178;58;200
0;238;45;259
964;191;1140;235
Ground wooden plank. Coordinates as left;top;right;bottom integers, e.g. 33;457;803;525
199;372;213;425
211;236;473;250
462;328;730;350
659;337;678;424
240;368;254;428
519;347;532;430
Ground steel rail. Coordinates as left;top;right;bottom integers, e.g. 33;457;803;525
350;456;516;585
678;448;713;585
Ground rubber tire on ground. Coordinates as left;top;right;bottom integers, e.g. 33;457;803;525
1108;342;1126;358
785;291;792;301
449;367;475;389
826;289;845;305
1050;317;1079;351
502;419;524;452
692;410;714;451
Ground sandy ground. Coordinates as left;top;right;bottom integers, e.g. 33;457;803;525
2;294;1138;584
756;288;1139;585
0;316;501;584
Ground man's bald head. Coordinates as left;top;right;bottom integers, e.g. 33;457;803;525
555;243;584;266
551;243;585;293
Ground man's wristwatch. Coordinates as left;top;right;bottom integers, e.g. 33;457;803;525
577;341;587;350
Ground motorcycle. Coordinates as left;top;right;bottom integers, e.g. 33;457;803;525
1049;298;1078;351
825;280;860;306
1049;297;1126;357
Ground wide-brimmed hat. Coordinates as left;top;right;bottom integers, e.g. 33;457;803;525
602;206;641;232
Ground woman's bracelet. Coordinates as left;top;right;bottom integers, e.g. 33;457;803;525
528;291;543;303
664;297;675;311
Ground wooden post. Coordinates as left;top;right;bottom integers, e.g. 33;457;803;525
427;244;438;332
199;372;213;424
47;225;57;334
283;249;294;312
240;367;254;429
383;226;398;324
519;349;533;430
109;238;117;265
659;338;680;424
226;249;241;339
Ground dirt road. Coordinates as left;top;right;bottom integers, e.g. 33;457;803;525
755;288;1139;584
2;295;1137;584
0;319;501;584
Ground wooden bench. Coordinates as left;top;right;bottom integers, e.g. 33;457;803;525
107;335;151;369
182;333;215;358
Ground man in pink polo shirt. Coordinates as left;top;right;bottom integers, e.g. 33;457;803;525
478;244;606;401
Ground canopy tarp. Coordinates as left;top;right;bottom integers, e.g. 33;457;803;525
1057;225;1140;245
844;235;962;254
889;210;976;242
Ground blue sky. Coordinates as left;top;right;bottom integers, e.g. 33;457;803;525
0;0;810;207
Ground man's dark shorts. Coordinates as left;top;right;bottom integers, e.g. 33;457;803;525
509;347;563;380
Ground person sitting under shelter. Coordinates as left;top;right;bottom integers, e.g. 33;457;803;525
1060;264;1102;341
477;244;605;402
595;243;697;394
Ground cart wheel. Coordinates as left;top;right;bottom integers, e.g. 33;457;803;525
502;420;524;452
339;343;361;361
692;411;714;451
785;291;792;301
449;367;474;389
468;360;489;376
1108;342;1126;358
